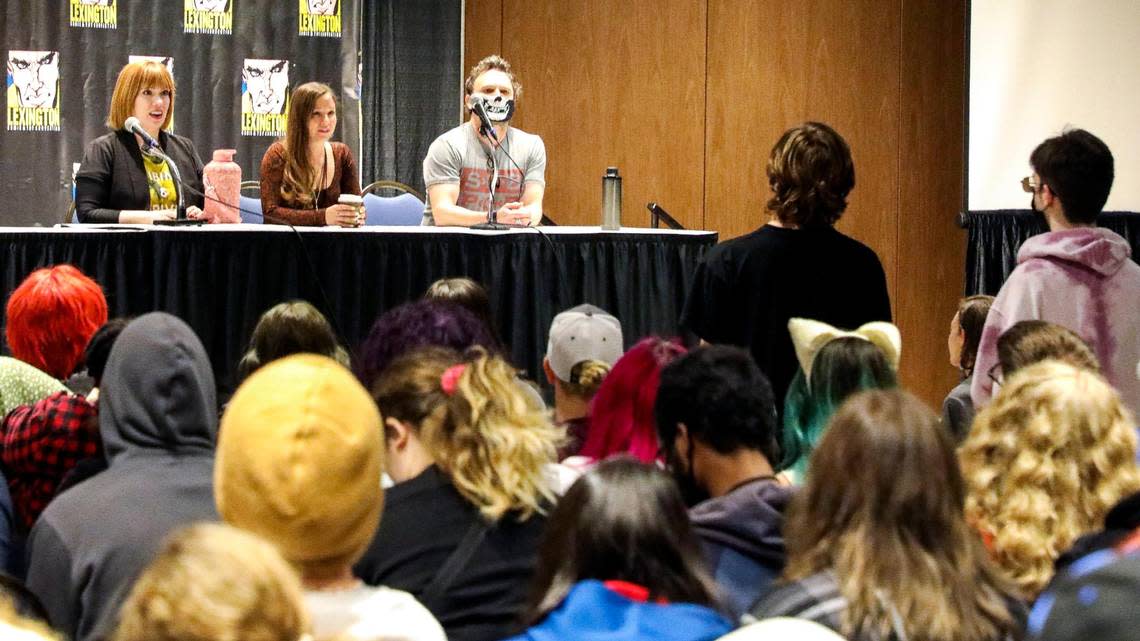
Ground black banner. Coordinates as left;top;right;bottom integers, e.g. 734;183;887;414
0;0;361;227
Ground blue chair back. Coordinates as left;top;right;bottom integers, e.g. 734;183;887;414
239;195;263;224
364;192;423;226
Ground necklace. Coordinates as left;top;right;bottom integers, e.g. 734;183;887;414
311;143;329;209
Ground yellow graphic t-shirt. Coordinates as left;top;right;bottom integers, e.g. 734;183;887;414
142;154;178;211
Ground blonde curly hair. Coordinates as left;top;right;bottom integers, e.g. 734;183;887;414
113;523;309;641
373;346;562;521
960;360;1140;597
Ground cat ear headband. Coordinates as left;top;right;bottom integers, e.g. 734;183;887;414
788;318;901;383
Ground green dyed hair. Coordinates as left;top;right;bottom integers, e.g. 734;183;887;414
780;337;897;479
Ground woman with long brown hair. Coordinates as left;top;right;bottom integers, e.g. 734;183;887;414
506;458;731;641
259;81;361;226
751;389;1022;641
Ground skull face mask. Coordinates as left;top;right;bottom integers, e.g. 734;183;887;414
479;94;516;123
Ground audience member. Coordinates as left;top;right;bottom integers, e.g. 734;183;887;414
995;320;1100;382
423;277;503;349
720;618;845;641
236;299;349;381
1028;545;1140;641
25;312;219;641
112;523;309;641
681;121;891;413
569;337;685;466
52;318;132;494
0;358;64;418
943;294;994;441
961;360;1140;598
780;318;899;481
0;597;58;641
355;347;560;641
972;129;1140;417
217;354;445;641
0;357;66;574
2;318;131;536
507;458;731;641
752;389;1023;641
1051;490;1140;586
5;265;108;384
356;300;499;391
655;345;791;618
542;304;623;458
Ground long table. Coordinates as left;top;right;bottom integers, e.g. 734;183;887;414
0;225;717;394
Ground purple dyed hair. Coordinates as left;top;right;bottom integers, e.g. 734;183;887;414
356;300;499;390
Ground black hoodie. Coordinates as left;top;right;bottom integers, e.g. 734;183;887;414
25;313;219;641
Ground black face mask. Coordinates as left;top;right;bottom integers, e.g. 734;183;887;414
1030;192;1047;229
666;443;711;508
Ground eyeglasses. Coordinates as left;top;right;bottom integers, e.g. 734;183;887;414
987;362;1002;389
1020;176;1040;193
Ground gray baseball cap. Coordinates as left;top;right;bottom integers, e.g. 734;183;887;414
546;304;623;382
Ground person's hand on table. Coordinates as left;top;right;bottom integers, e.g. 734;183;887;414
496;201;533;227
326;203;362;227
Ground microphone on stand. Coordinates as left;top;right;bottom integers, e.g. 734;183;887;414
125;117;202;226
469;96;499;142
124;117;161;152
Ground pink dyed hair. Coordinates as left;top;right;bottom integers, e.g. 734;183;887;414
6;265;108;379
578;337;687;463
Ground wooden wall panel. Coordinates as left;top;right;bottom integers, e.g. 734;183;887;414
897;0;968;406
498;1;707;228
464;0;503;79
705;0;901;294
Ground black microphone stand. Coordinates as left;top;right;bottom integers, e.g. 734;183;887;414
148;144;203;226
471;123;511;230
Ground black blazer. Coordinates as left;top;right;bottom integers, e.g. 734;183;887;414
75;129;205;223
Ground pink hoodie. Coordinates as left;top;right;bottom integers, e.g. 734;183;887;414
972;227;1140;418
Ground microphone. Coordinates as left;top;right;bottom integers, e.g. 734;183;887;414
469;96;498;142
123;117;199;225
124;117;160;151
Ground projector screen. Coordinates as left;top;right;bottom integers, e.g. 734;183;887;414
968;0;1140;212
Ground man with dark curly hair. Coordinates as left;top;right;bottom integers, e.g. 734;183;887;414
681;122;891;409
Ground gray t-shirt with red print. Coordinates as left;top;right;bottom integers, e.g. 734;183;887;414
421;122;545;225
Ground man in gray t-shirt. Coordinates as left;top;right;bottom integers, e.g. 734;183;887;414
422;55;546;227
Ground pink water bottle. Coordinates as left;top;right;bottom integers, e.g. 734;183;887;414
203;149;241;223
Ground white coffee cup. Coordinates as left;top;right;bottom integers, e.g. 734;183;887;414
339;194;364;226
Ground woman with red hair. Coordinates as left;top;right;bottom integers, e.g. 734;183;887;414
570;337;686;465
6;265;108;381
3;265;108;539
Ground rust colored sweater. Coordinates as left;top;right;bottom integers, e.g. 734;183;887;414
259;141;361;226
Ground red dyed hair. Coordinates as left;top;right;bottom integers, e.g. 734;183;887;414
6;265;108;379
579;337;686;463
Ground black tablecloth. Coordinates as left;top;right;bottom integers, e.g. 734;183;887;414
960;210;1140;295
0;225;717;395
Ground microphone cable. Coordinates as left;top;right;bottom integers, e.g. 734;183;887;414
177;182;349;350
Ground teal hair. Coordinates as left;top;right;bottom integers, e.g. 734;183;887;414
779;337;897;479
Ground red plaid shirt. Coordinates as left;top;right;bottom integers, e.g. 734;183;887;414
2;391;102;531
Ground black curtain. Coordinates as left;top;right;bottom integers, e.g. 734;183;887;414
360;0;461;194
961;210;1140;295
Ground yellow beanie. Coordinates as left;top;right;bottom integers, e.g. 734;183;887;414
216;353;383;574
